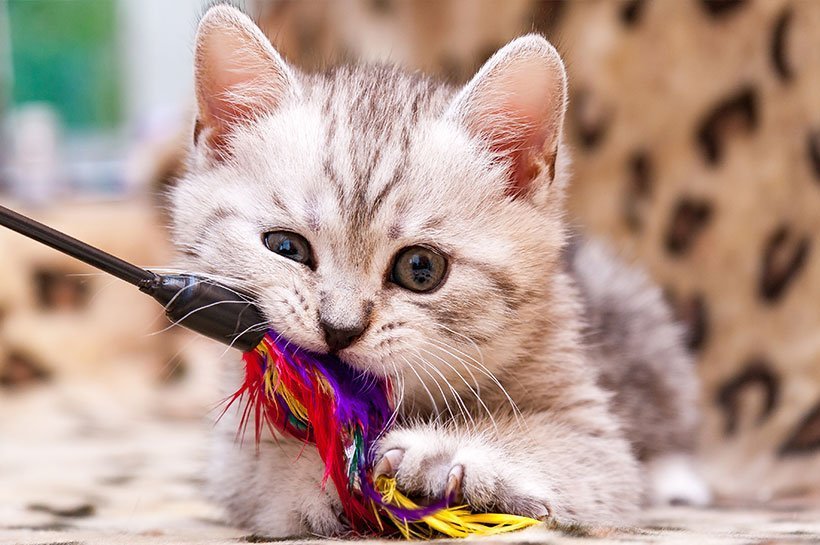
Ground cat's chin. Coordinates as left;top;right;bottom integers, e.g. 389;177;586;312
334;350;393;379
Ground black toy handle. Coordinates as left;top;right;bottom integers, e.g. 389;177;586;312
0;204;156;286
0;204;266;352
140;274;266;352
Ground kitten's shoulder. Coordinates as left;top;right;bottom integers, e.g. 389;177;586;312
565;234;700;459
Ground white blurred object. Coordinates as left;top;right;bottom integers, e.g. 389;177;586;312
6;103;65;205
647;453;713;507
122;107;188;193
119;0;201;131
117;0;203;193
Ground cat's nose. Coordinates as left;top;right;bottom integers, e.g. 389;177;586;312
320;321;367;353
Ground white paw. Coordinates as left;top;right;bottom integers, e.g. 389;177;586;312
375;427;551;519
298;491;348;536
646;454;712;506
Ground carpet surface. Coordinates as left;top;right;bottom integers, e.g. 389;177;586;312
2;382;819;545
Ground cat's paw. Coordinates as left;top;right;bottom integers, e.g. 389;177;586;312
301;495;350;537
374;428;551;519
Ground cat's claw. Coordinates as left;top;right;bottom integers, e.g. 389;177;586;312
445;464;464;504
374;448;404;479
374;449;465;505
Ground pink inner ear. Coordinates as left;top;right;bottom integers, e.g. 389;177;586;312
462;54;564;197
194;8;294;156
482;105;553;197
202;31;269;116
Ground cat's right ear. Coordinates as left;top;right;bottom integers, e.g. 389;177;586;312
193;6;299;159
447;35;567;199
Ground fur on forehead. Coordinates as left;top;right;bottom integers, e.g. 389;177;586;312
183;62;563;212
181;14;571;273
187;10;569;226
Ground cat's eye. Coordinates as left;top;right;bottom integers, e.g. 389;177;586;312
390;246;447;293
263;231;314;267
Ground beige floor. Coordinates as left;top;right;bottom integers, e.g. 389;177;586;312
2;381;819;545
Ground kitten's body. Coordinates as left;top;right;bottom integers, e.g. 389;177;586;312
173;7;707;536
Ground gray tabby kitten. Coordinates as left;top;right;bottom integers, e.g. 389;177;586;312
171;6;709;536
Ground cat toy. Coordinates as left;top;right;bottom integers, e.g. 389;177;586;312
0;204;541;538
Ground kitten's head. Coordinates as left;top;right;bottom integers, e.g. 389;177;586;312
172;6;569;406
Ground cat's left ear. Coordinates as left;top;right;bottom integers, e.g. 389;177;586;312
447;35;568;198
194;6;300;158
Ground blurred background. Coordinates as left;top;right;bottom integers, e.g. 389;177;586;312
1;0;820;536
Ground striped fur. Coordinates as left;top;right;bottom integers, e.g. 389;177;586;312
170;5;706;537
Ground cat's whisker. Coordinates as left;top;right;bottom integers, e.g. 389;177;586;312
401;347;456;423
417;347;489;434
377;360;405;441
407;346;474;430
86;277;121;307
424;334;521;421
420;338;481;394
431;322;487;366
405;351;459;425
141;274;251;331
158;332;203;381
356;365;380;392
146;268;267;299
218;319;273;359
416;341;499;434
426;325;524;424
271;330;287;345
397;353;440;419
403;342;468;428
390;360;405;406
146;299;254;337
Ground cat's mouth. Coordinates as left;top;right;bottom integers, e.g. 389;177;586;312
327;348;394;380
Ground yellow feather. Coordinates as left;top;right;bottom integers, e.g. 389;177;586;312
375;476;542;539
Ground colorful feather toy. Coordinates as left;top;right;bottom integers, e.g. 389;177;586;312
0;206;542;539
228;330;542;538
